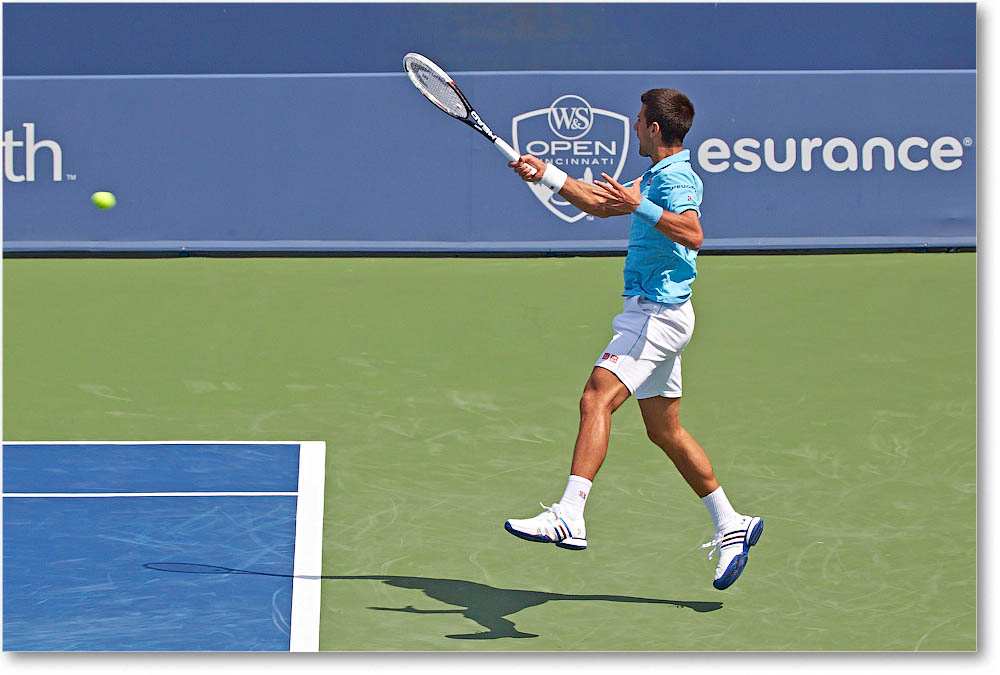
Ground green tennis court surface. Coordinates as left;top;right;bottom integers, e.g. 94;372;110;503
2;253;975;651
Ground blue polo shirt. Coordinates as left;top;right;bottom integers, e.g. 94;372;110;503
622;149;703;304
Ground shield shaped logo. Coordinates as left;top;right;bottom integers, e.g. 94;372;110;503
512;95;631;222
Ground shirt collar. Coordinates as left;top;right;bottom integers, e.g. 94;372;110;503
645;149;690;176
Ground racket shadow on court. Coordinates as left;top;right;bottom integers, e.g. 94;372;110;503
144;563;722;640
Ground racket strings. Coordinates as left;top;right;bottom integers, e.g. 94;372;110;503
406;59;468;119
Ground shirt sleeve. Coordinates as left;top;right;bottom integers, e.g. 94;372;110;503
648;173;702;216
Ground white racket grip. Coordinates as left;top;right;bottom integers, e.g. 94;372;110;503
494;137;537;176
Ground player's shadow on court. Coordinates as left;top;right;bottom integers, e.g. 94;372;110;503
144;563;722;640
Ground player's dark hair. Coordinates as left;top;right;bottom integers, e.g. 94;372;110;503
640;89;695;146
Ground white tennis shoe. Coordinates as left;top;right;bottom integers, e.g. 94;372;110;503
701;515;764;590
504;502;587;550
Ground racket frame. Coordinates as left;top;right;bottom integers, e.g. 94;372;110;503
403;52;522;164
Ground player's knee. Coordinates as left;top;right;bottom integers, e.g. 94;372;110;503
646;427;668;448
578;390;601;417
647;426;685;453
579;387;613;417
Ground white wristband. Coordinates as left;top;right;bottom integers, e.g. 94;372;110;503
539;164;568;191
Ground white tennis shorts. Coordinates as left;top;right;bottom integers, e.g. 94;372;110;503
594;295;695;399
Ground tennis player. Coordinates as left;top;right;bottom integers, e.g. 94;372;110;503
504;89;763;590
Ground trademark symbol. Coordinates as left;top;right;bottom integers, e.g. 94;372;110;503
963;137;973;147
587;215;595;221
65;174;77;180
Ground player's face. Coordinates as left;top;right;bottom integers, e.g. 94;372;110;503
634;105;654;157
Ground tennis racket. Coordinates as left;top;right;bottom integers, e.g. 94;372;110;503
403;52;534;174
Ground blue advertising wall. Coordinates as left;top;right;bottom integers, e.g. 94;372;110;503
2;3;977;253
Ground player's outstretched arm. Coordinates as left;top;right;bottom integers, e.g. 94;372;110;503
508;155;621;218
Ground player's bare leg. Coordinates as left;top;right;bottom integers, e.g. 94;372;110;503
638;394;763;589
637;395;718;497
504;367;629;550
569;367;632;481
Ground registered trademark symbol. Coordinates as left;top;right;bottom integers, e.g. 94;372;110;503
963;137;973;147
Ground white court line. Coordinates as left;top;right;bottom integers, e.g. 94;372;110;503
288;441;326;652
2;492;298;498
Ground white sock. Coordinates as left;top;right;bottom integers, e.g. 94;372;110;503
559;475;592;521
701;486;742;532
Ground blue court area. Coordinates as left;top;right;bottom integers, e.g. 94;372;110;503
2;443;317;651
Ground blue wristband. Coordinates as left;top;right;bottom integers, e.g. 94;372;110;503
634;197;664;225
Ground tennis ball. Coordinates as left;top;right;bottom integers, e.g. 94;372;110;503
91;191;117;209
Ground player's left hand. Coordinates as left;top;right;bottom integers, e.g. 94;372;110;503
594;173;642;214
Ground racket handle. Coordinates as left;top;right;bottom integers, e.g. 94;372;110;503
494;137;537;176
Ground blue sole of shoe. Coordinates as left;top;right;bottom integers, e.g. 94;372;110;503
713;518;764;590
504;522;587;550
504;521;551;543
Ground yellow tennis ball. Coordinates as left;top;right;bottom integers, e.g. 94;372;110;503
91;191;116;209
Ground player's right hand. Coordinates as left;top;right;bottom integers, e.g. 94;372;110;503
509;155;545;182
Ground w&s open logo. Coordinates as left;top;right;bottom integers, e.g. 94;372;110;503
512;95;630;222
